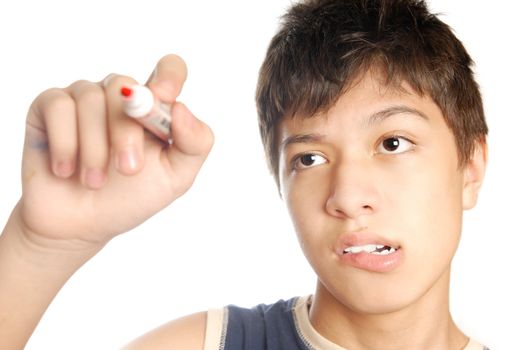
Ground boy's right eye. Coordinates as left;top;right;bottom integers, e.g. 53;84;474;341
291;153;327;170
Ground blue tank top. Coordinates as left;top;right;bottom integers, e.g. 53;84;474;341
223;297;308;350
203;296;490;350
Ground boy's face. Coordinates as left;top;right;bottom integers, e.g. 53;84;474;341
277;72;484;314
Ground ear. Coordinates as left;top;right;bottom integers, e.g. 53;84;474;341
462;140;488;210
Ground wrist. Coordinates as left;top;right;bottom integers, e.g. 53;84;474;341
0;204;104;349
4;203;104;268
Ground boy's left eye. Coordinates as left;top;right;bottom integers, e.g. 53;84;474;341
377;136;414;154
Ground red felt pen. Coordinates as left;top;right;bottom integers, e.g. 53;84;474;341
120;85;172;142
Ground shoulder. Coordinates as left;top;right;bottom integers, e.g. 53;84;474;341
119;297;304;350
226;297;298;326
121;311;207;350
222;297;306;349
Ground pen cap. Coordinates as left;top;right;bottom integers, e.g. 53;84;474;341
122;85;155;118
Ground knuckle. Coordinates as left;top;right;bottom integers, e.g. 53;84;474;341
202;127;215;153
101;73;117;87
41;90;75;117
76;85;105;107
104;74;136;91
32;87;63;106
67;79;92;91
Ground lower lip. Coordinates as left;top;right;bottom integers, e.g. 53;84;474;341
339;248;404;273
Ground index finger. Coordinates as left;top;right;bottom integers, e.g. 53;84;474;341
146;54;188;103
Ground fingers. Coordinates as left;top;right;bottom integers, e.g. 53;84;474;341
169;103;214;157
165;102;214;189
26;73;147;189
68;81;109;188
146;54;188;103
24;54;212;194
101;74;145;175
146;54;214;171
28;89;78;178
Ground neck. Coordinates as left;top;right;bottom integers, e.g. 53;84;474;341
309;268;468;350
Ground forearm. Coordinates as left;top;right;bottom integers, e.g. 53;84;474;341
0;204;102;350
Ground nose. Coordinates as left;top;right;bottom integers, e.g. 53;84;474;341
325;160;379;220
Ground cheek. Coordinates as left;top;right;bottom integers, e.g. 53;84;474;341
391;160;464;270
284;173;331;256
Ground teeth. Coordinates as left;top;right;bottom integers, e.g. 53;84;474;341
344;244;375;254
370;247;397;255
363;244;379;252
344;244;396;255
345;246;363;254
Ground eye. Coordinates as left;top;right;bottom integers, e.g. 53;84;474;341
377;136;414;154
292;153;327;170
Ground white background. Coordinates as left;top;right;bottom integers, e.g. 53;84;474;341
0;0;521;349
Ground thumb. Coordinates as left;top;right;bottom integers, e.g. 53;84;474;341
146;54;188;103
165;102;214;184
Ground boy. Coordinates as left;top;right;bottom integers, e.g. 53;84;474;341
0;0;489;349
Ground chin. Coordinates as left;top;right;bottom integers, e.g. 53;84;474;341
319;271;434;316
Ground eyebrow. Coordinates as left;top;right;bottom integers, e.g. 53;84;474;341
281;133;326;151
281;105;429;151
364;105;429;128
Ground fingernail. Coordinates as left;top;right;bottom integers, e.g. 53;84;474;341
55;161;75;178
84;168;106;189
116;148;139;173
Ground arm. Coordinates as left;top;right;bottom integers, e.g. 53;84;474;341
0;207;101;350
0;54;213;349
122;312;207;350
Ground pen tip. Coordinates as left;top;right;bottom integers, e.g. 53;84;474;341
120;86;133;97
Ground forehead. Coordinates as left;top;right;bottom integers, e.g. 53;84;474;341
278;71;444;137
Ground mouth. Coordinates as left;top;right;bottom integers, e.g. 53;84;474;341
336;232;404;272
343;244;399;256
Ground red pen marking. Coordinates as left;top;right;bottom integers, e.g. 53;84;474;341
120;86;133;97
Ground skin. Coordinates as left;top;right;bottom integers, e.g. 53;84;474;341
0;55;212;350
278;71;487;349
0;58;486;349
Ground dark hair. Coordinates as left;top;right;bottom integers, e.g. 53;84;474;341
256;0;488;187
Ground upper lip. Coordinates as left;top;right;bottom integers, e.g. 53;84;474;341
335;232;401;255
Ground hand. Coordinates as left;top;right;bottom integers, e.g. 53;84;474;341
17;54;214;250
